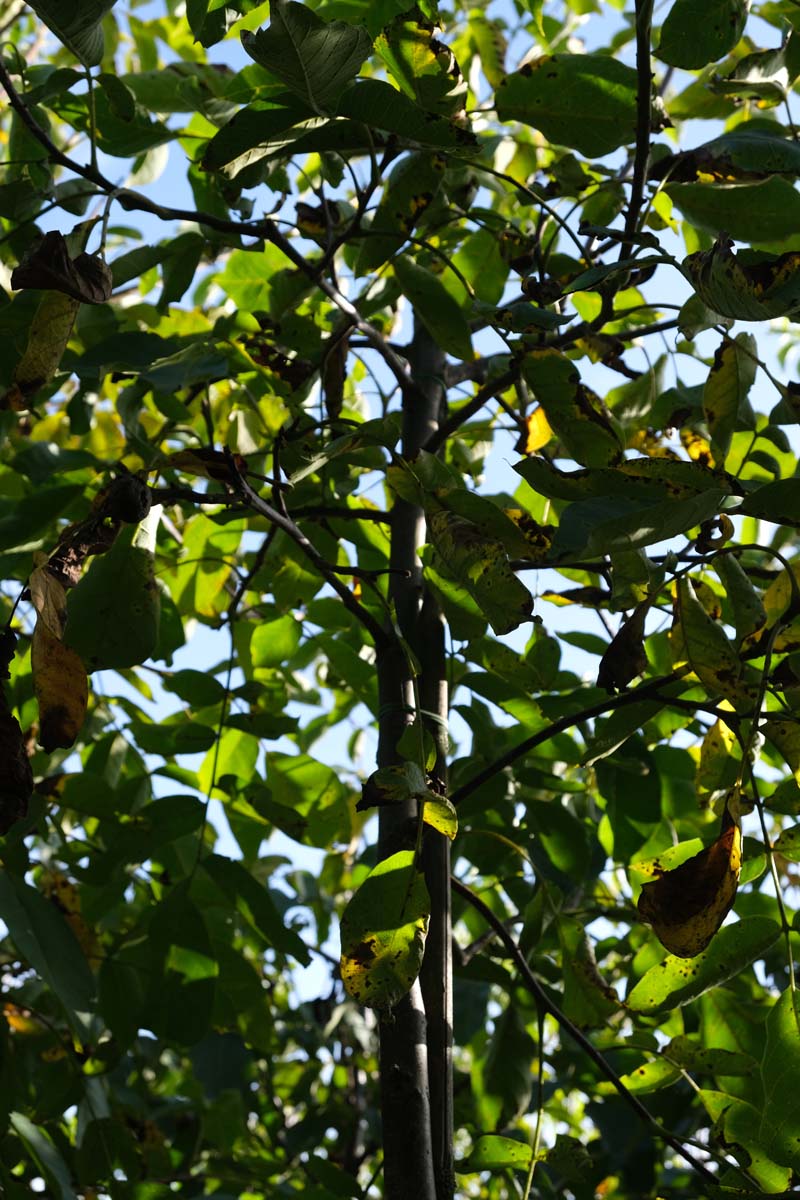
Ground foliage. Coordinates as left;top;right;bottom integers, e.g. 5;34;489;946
4;0;800;1197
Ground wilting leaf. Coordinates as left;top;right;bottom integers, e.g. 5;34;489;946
520;350;622;468
12;230;112;304
627;916;780;1012
683;235;800;321
5;290;80;408
425;503;533;636
703;333;756;466
597;602;649;691
355;151;447;274
32;622;88;753
637;798;741;958
340;850;429;1010
376;16;466;116
241;1;373;114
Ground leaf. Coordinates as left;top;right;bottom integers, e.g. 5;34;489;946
676;577;748;704
142;888;218;1046
495;53;638;158
339;849;430;1010
375;16;466;116
713;553;766;645
26;0;118;66
0;705;33;835
737;479;800;528
657;0;748;70
392;255;472;360
425;504;533;636
337;78;477;150
597;603;648;691
12;230;112;304
637;802;741;958
9;1113;78;1200
651;128;800;184
703;334;756;466
32;620;88;752
6;290;79;406
65;508;161;670
241;1;373;114
773;824;800;861
669;177;800;245
759;989;800;1173
422;794;458;839
683;234;800;320
520;350;622;468
558;915;620;1027
202;854;310;962
457;1134;532;1173
0;870;96;1037
701;1090;793;1193
627;916;780;1013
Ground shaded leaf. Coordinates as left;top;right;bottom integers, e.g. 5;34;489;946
683;234;800;320
657;0;748;70
27;0;117;65
393;255;472;360
520;349;622;468
12;230;112;304
759;989;800;1174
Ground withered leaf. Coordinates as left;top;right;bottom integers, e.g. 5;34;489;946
637;802;741;958
32;621;88;753
11;230;113;305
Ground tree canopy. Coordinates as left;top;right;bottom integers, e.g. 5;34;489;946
4;0;800;1197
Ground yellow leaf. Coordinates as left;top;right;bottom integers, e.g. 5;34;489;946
422;794;458;839
521;407;553;454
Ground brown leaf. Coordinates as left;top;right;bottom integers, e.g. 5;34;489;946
32;621;88;752
637;802;741;958
11;231;112;304
597;602;649;691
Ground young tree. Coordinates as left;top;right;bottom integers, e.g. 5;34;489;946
3;0;800;1196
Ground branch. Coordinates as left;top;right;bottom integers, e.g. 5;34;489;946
450;671;689;808
228;462;392;651
0;58;420;406
450;876;719;1184
621;0;655;251
423;368;517;454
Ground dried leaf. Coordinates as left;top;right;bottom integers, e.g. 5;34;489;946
32;621;88;752
11;230;112;304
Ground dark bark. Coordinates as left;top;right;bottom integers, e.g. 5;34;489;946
376;317;449;1200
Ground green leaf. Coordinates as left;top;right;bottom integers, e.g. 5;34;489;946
760;989;800;1173
772;823;800;861
202;853;310;962
142;888;218;1046
457;1134;532;1173
495;53;638;158
701;1090;793;1193
669;177;800;245
27;0;117;66
676;577;749;704
558;915;620;1028
65;508;161;670
703;333;756;465
241;2;373;114
520;349;622;468
657;0;748;70
0;870;96;1038
737;479;800;526
713;553;766;644
375;17;466;116
338;78;478;149
422;794;458;839
393;254;472;358
339;850;430;1009
9;1113;78;1200
627;917;781;1013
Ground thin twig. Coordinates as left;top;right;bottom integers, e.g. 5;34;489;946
451;876;719;1184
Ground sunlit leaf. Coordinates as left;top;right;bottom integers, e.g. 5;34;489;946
340;851;429;1010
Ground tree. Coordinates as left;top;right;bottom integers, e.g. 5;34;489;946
4;0;800;1195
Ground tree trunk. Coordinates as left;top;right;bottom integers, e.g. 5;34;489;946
376;317;450;1199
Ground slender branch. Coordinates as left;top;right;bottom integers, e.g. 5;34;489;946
450;671;689;808
450;876;719;1184
228;462;392;651
0;57;420;404
423;368;516;454
621;0;655;251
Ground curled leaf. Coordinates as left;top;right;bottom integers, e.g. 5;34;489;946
682;234;800;321
637;798;741;958
32;621;88;752
12;230;112;304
